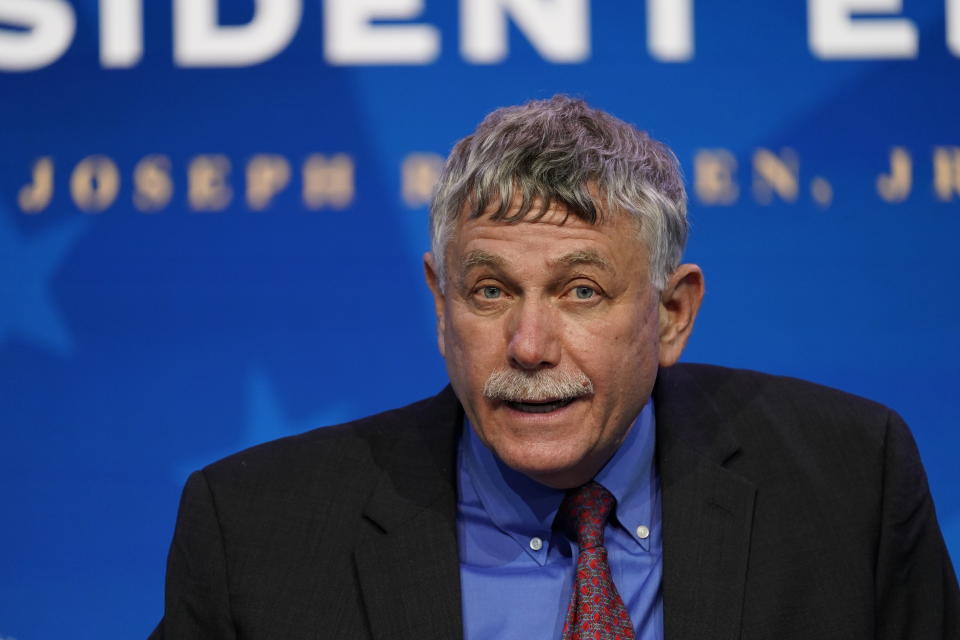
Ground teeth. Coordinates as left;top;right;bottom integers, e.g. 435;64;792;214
507;398;574;413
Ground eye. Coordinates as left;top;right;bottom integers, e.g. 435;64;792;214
573;285;595;300
481;286;502;299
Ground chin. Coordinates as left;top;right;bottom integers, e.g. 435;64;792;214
493;442;589;488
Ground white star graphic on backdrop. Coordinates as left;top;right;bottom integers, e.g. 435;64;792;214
175;370;351;482
0;205;85;354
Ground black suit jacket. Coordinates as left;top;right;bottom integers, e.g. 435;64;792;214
151;364;959;639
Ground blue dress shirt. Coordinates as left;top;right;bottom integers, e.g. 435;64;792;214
457;400;663;639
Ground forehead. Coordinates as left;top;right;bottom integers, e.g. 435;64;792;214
449;203;648;276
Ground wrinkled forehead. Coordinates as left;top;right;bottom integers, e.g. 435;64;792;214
456;245;615;278
446;202;650;281
449;194;645;250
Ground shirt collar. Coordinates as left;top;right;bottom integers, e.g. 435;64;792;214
594;399;657;551
461;398;657;563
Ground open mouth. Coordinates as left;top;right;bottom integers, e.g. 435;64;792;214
505;398;577;414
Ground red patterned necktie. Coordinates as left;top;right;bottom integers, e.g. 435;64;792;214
560;482;636;640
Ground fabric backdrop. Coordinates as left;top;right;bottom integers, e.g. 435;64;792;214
1;1;958;637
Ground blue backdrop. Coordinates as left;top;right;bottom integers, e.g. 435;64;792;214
2;1;958;637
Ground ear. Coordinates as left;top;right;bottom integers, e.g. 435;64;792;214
423;252;447;357
658;264;705;367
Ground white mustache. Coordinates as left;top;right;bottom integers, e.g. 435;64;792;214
483;368;594;403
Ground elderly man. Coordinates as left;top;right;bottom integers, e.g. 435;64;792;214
153;96;958;639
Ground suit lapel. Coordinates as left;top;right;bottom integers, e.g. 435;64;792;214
655;365;757;640
354;388;465;640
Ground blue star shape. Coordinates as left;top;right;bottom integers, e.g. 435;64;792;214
244;370;351;445
176;370;352;482
0;204;85;354
943;512;960;577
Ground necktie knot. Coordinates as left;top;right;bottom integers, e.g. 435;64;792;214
560;481;615;550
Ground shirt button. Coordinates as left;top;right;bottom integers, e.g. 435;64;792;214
636;525;650;539
529;536;543;551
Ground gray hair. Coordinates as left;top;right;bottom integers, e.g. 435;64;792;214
429;95;688;291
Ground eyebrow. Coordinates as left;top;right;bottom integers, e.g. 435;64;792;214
553;249;612;272
458;250;506;285
461;249;505;270
457;248;612;285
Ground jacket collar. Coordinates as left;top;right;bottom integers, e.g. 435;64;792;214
355;387;465;640
654;364;757;640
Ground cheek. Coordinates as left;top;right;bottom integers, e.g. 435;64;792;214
445;309;502;380
570;305;660;385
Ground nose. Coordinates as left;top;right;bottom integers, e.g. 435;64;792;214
506;298;561;370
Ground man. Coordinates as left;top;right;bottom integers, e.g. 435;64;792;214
152;96;958;639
